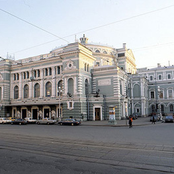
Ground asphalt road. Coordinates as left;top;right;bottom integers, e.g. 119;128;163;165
0;122;174;174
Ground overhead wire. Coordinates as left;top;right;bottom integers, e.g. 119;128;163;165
1;4;174;55
0;8;69;43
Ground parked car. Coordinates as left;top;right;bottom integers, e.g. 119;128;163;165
0;117;11;124
58;118;81;126
165;116;174;123
37;118;57;125
25;117;37;124
11;119;27;125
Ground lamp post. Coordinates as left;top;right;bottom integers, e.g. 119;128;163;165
57;86;62;122
157;86;163;121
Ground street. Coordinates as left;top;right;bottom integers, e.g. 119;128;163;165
0;122;174;173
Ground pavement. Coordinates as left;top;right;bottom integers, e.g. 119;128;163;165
82;117;162;127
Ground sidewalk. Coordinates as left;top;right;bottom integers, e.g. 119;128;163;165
82;117;162;127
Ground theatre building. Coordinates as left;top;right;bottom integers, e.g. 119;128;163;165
0;35;136;120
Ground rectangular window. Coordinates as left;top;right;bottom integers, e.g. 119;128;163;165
168;74;171;79
158;75;162;80
118;53;125;57
151;91;154;99
150;76;153;81
168;89;172;98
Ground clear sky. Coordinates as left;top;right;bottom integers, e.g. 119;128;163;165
1;0;174;68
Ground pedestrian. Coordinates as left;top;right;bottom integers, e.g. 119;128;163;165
152;115;155;124
129;116;133;128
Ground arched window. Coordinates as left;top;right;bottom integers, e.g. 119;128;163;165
49;67;52;76
68;78;74;96
34;70;36;78
34;83;40;98
57;80;63;96
17;73;19;80
170;104;173;112
23;72;26;79
26;72;29;79
46;82;52;97
14;86;19;99
24;84;29;98
95;50;100;53
103;51;107;54
85;79;89;96
14;74;16;81
37;70;40;77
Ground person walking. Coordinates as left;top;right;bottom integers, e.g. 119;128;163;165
129;116;133;128
152;115;156;124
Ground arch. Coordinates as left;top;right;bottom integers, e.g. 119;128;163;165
68;78;74;96
95;50;100;53
14;85;19;99
46;81;52;97
24;84;29;98
34;83;40;98
103;51;107;54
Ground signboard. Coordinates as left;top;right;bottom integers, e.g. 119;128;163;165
109;107;115;120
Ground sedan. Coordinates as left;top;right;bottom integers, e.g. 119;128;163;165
150;116;159;122
37;118;57;125
165;116;174;123
0;118;11;124
58;119;81;126
11;119;27;125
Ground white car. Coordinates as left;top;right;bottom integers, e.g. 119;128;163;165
0;117;11;124
37;118;57;125
25;117;37;124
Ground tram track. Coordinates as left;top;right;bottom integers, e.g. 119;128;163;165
0;132;174;173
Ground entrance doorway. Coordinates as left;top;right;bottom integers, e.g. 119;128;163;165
44;109;49;118
95;108;100;121
22;109;26;119
32;109;37;119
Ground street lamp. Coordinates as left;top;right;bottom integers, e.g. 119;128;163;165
157;86;163;121
57;86;62;122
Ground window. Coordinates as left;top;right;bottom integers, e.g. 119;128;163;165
14;74;16;81
34;83;40;98
23;72;26;79
17;73;19;80
151;91;154;99
170;104;173;112
85;79;89;96
68;78;74;96
34;70;36;78
96;62;100;66
152;105;155;112
24;84;29;98
84;63;87;71
103;51;107;54
95;50;100;53
159;91;163;98
87;64;89;72
37;70;40;77
168;74;171;79
57;66;60;74
45;69;48;76
46;82;52;97
150;76;153;81
158;75;162;80
168;89;172;98
118;53;125;57
49;67;52;76
14;86;19;99
26;72;29;79
67;101;74;110
57;80;63;96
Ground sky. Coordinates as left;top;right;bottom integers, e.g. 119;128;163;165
1;0;174;68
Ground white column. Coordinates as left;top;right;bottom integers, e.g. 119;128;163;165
52;67;56;97
19;72;22;99
40;69;44;98
29;70;33;98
